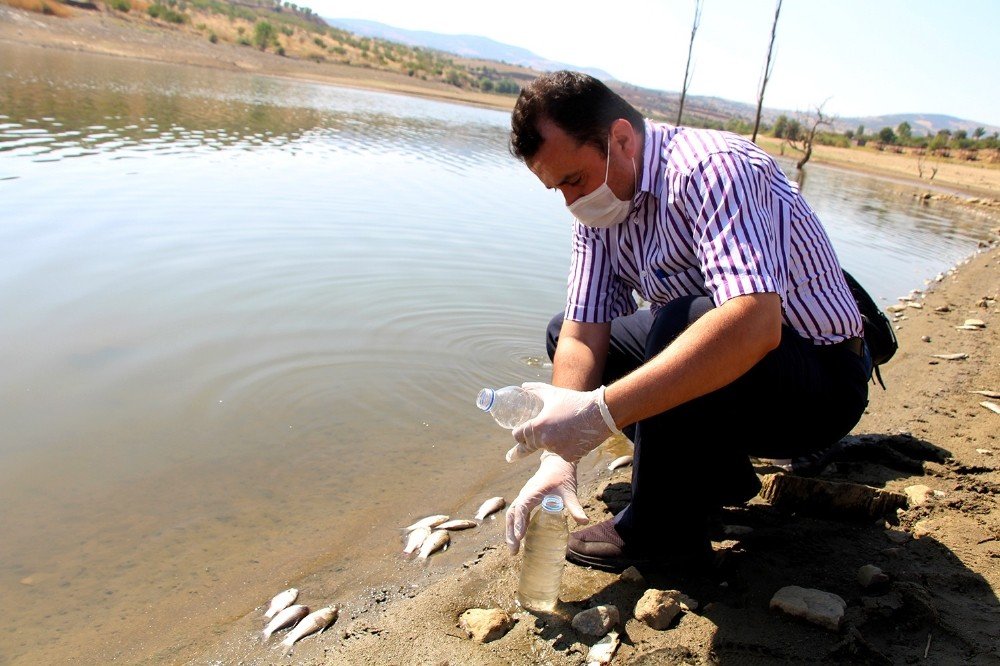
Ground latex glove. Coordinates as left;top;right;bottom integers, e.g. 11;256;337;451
506;383;621;464
505;451;589;554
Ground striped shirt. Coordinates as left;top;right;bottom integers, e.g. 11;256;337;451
565;121;862;345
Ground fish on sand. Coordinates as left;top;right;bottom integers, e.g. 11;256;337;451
402;526;431;557
474;497;505;520
418;529;450;559
608;455;633;471
280;605;338;654
264;588;298;619
436;519;478;531
263;604;309;640
402;514;449;532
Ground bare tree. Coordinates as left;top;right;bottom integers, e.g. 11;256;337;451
752;0;782;143
676;0;703;125
792;99;833;170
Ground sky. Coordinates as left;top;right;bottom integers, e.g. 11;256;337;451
301;0;999;128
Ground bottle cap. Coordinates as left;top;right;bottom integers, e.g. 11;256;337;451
540;495;564;513
475;388;496;412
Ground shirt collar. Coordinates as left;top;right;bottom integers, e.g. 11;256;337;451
639;119;663;199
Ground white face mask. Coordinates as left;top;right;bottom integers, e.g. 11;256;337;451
567;136;637;229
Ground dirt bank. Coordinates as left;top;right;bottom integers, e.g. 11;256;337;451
193;246;999;664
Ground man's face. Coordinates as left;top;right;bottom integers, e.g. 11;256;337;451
527;118;635;207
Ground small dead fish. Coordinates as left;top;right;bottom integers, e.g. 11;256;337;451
418;529;450;559
280;605;337;654
402;514;449;532
931;353;968;360
969;390;1000;399
474;497;505;520
964;318;986;328
263;604;309;640
981;401;1000;415
402;526;431;557
608;455;633;471
264;588;298;619
436;519;478;531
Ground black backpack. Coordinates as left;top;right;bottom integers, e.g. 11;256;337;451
842;270;898;389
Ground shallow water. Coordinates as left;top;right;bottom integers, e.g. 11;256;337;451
0;42;994;664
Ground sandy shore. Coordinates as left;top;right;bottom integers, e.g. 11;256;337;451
199;241;999;665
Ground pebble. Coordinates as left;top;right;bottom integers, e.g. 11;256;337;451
723;524;754;537
458;608;514;643
857;564;889;589
769;585;846;631
586;630;620;666
921;335;931;343
975;448;993;456
634;589;683;630
904;484;935;506
913;520;934;539
619;566;645;585
571;604;619;637
884;529;911;544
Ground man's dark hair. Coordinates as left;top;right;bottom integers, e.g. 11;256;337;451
509;71;644;162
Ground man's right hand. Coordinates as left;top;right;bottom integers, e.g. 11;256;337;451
505;451;589;554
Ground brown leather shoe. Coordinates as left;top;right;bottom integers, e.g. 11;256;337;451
565;519;652;572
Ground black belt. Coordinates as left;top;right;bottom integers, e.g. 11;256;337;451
831;336;864;357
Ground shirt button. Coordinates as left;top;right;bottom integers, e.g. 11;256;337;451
640;270;648;279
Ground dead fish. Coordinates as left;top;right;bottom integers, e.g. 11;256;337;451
931;353;968;360
280;605;337;654
402;526;431;557
264;587;298;619
263;604;309;640
587;630;620;666
956;325;983;330
964;318;986;328
969;390;1000;399
402;514;449;532
418;529;450;559
474;497;505;520
981;401;1000;415
436;519;478;531
608;455;633;471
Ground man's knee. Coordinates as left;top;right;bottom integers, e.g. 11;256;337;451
546;312;564;361
645;296;714;358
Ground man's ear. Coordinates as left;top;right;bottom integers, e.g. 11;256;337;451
609;118;637;158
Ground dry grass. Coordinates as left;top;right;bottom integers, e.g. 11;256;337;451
2;0;72;17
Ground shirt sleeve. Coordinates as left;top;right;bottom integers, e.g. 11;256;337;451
564;222;636;323
682;151;786;307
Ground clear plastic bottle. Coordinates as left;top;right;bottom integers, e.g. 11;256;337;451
476;386;542;429
516;494;568;612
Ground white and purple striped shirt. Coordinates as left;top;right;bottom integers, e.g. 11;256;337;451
565;121;862;345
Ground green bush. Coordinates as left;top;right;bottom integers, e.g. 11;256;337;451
253;20;277;51
109;0;131;12
147;3;187;23
208;31;218;43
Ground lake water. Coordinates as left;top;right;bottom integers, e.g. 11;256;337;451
0;42;994;664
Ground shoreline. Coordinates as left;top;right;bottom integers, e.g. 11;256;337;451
198;241;999;664
2;5;999;202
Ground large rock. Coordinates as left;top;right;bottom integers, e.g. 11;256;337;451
572;604;619;636
769;586;846;631
759;473;907;520
634;589;682;630
458;608;514;643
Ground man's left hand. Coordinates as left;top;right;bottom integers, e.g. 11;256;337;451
506;383;621;463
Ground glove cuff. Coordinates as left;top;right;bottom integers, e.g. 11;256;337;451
596;386;622;435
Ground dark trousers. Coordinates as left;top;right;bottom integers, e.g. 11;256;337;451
546;296;871;549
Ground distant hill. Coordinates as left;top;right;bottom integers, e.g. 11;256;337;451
325;18;615;81
325;18;998;137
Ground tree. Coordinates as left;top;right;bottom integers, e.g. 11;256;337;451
253;20;276;51
973;127;986;140
677;0;703;125
752;0;782;143
878;127;896;144
896;121;912;144
783;101;832;169
772;114;788;138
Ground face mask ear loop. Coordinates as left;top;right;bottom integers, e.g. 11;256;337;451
604;135;612;183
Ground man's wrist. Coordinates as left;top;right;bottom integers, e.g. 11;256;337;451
596;386;623;435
